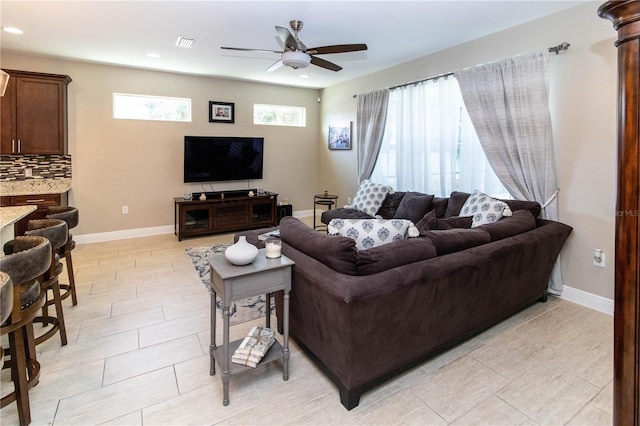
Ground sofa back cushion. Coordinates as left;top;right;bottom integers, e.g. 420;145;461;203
393;192;435;223
280;217;357;275
420;228;491;255
415;210;473;233
477;210;536;241
432;197;449;218
356;237;437;275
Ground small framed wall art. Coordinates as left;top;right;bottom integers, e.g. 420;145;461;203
209;101;235;123
328;121;351;150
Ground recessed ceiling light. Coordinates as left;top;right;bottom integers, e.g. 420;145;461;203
175;36;195;48
2;27;23;35
299;74;309;79
147;53;161;59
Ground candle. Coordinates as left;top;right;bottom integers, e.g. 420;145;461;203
265;240;282;258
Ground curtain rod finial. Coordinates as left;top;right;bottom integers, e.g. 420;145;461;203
548;42;571;55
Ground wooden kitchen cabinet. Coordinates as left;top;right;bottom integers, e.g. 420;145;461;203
0;193;63;236
1;69;72;155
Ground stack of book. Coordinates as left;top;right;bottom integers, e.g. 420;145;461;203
231;326;276;368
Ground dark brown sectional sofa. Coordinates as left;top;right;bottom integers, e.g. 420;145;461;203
239;191;572;410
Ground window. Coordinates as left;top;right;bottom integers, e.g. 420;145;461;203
370;77;508;198
253;104;306;127
113;93;191;122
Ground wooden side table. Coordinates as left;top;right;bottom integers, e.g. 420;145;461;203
313;193;339;231
208;250;294;406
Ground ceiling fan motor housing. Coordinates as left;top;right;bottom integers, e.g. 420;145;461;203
282;50;310;69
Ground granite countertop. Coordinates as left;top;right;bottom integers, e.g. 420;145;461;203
0;205;37;229
0;178;72;196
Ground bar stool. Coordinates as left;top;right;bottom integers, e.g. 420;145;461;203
25;219;68;346
0;236;51;426
0;272;13;367
45;206;79;306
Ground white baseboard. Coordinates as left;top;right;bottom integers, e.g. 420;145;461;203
75;225;174;244
559;285;614;316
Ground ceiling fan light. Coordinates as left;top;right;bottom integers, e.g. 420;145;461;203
282;51;310;69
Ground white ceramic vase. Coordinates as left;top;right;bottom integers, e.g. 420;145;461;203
224;236;258;266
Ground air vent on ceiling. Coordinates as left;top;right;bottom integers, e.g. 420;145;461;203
175;36;195;48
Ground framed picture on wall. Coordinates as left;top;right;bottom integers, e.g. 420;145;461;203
328;121;351;150
209;101;235;123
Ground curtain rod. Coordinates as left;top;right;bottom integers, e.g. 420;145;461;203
353;42;571;98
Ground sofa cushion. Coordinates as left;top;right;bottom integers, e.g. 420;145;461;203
432;197;449;218
477;210;536;241
377;192;406;219
420;228;491;255
459;190;512;227
356;237;438;275
415;210;473;233
435;216;473;230
322;208;372;225
351;180;394;216
328;218;418;250
280;217;357;275
503;199;542;218
393;192;434;223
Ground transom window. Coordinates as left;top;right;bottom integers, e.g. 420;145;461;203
113;93;191;122
253;104;306;127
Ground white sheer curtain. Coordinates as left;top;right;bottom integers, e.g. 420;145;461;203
370;77;507;198
455;51;563;294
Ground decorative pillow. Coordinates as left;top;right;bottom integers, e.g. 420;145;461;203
328;218;418;250
351;180;394;216
376;192;406;219
458;190;512;227
394;192;435;223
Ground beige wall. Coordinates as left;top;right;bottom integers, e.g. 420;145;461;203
319;2;617;300
1;53;321;236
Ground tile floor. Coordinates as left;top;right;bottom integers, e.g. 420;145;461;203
1;218;613;425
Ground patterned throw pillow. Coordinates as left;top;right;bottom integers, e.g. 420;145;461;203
350;180;394;216
459;190;512;227
328;218;419;250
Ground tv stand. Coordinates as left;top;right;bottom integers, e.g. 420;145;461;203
174;191;278;241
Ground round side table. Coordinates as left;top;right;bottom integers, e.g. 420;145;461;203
313;193;339;231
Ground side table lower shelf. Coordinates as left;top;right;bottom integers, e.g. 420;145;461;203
211;339;286;375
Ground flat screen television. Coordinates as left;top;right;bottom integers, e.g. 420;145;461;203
184;136;264;183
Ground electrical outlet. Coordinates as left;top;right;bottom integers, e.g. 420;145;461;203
122;206;129;215
593;249;605;268
24;168;32;177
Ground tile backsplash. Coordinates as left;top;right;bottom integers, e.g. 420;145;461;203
0;154;72;181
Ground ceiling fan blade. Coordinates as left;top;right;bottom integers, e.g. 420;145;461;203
310;56;342;72
266;59;284;72
275;26;298;51
308;44;368;55
221;46;282;54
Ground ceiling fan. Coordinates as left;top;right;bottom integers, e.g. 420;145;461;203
221;20;367;72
